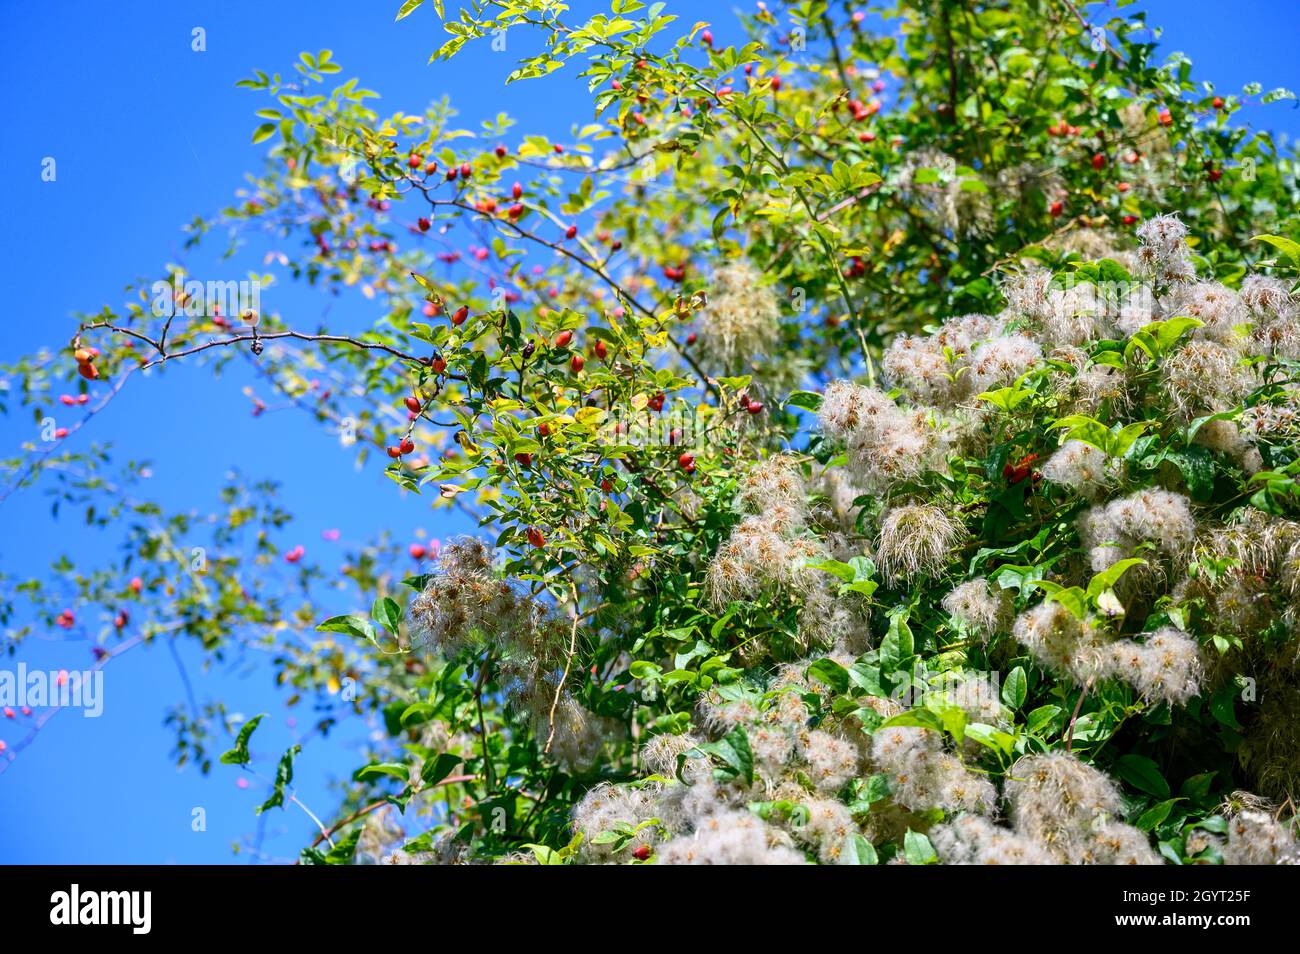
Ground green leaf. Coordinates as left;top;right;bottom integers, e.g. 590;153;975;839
903;830;938;865
219;714;264;765
1209;680;1244;730
355;762;411;782
1252;233;1300;268
420;752;463;788
700;725;754;787
785;390;823;411
1113;754;1171;799
880;610;914;673
372;596;403;634
806;658;850;695
880;708;945;732
256;744;301;814
977;386;1032;413
1050;414;1111;453
1165;447;1216;501
317;613;380;648
1086;558;1146;600
1136;798;1182;832
841;833;878;864
1002;667;1027;709
395;0;426;20
1025;704;1063;736
807;559;855;583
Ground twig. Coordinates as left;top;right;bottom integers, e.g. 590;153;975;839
544;584;583;754
1064;676;1095;753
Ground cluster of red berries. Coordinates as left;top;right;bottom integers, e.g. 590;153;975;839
73;347;100;380
1003;453;1041;486
1047;118;1083;137
386;437;416;459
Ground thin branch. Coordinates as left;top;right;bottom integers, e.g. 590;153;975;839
544;583;583;754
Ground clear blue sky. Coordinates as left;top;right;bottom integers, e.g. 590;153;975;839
0;0;1296;863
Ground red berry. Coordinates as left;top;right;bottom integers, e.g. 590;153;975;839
686;332;697;345
404;396;422;414
649;393;665;412
514;452;533;467
554;330;574;349
399;438;416;455
600;478;614;493
446;167;458;181
1122;214;1138;225
512;182;523;200
508;203;524;219
678;452;696;473
594;340;608;360
526;527;545;548
1158;108;1172;126
538;422;553;437
1049;200;1064;217
747;401;764;415
452;306;469;325
460;162;472;178
1212;96;1224;109
425;161;438;175
1091;153;1106;170
409;543;427;559
409;154;422;169
570;354;585;373
417;217;430;232
1208;168;1222;182
387;446;402;458
495;145;507;158
431;357;447;374
632;844;651;860
700;30;713;47
565;224;578;240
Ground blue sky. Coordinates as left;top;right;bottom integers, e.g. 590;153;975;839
0;0;1296;863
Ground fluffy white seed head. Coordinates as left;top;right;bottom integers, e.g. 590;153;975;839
694;261;782;372
941;577;1013;639
1041;440;1113;499
877;504;966;582
1104;627;1204;706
